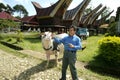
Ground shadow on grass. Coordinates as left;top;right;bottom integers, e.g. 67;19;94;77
85;55;120;79
24;37;41;43
0;41;23;50
15;59;58;80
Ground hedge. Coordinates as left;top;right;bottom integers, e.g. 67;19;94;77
98;36;120;66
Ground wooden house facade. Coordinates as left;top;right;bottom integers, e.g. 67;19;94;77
21;0;112;33
79;4;103;27
21;15;39;31
32;0;72;32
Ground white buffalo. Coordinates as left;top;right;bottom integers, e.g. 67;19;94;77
41;31;68;67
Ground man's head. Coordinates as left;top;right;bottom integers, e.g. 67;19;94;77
68;25;76;36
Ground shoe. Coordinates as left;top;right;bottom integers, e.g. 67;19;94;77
82;46;86;50
59;78;62;80
59;78;65;80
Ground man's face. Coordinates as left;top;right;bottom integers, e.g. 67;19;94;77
69;28;76;36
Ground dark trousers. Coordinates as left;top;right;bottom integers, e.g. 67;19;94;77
61;50;78;80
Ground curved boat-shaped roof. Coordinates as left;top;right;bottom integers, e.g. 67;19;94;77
88;6;107;25
31;1;42;13
32;1;42;9
81;4;102;25
21;15;38;25
95;10;114;25
32;0;72;19
64;0;91;20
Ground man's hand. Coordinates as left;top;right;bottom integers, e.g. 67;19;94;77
69;43;75;48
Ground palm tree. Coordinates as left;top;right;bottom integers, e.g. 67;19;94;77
13;4;28;18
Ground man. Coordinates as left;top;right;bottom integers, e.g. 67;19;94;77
53;26;82;80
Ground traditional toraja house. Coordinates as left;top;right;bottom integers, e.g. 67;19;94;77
79;4;103;27
0;12;20;21
21;15;39;31
84;6;109;35
95;10;114;25
22;0;112;34
94;10;114;34
32;0;72;32
87;6;107;25
78;5;107;36
62;0;91;28
88;6;107;35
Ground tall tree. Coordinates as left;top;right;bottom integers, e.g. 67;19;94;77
5;4;14;15
115;7;120;21
0;3;6;12
13;4;28;18
0;3;14;15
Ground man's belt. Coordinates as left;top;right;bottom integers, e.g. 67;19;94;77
66;50;76;53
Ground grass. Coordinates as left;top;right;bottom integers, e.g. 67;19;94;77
0;32;120;80
77;68;119;80
0;41;28;58
0;32;44;53
77;35;103;62
0;32;44;59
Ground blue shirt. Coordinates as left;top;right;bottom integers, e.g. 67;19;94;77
54;35;82;51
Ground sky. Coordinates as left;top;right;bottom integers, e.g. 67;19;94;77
0;0;120;17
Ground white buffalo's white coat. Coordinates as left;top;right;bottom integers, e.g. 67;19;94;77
41;32;68;67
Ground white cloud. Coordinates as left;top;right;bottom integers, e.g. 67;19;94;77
84;0;120;16
14;0;29;4
0;0;4;3
0;0;3;3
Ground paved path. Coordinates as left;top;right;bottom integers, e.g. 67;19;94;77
19;50;87;70
0;49;75;80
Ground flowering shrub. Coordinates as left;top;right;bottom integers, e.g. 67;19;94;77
98;36;120;65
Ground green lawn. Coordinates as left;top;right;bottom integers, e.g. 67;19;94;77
0;39;28;58
0;32;44;53
0;32;119;80
77;35;103;62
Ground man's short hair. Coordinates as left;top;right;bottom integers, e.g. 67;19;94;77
69;25;76;31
